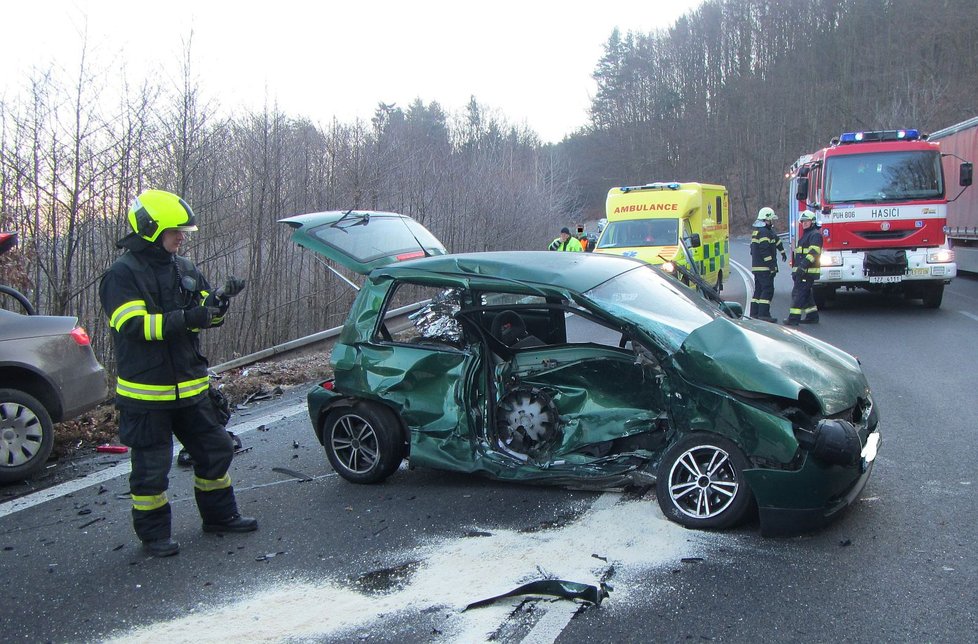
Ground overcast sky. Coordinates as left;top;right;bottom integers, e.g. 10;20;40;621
1;0;703;143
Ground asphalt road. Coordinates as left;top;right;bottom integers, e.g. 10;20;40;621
2;239;976;643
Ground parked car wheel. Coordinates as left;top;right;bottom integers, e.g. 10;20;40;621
656;433;754;530
322;403;404;484
0;389;54;483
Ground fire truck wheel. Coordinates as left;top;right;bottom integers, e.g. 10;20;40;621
921;283;944;309
813;287;834;309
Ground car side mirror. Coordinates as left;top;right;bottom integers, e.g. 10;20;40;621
795;177;809;201
961;162;973;187
685;233;702;248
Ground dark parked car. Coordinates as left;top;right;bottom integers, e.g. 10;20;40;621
0;233;108;483
281;211;881;535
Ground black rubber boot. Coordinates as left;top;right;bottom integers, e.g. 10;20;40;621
202;513;259;534
142;538;180;557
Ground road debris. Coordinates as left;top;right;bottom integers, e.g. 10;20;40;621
464;579;611;610
271;467;313;482
96;445;129;454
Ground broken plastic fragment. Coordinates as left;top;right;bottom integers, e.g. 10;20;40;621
96;444;129;454
464;579;611;610
271;466;313;481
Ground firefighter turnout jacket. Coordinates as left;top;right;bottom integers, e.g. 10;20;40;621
750;223;786;273
99;243;226;409
793;224;823;279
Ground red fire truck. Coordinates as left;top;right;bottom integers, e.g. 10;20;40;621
788;129;973;308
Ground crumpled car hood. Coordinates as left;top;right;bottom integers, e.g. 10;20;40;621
673;316;867;415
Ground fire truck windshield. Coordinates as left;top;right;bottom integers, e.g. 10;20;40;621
824;150;944;203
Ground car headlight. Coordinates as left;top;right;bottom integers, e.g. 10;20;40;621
927;248;954;263
820;252;843;267
812;419;861;466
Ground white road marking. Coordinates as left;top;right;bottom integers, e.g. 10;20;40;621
0;402;306;520
518;491;621;644
959;311;978;323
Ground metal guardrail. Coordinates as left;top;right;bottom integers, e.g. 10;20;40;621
210;301;427;374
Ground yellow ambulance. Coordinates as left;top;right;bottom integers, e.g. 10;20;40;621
594;182;730;291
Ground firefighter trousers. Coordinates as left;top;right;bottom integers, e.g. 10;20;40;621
751;270;776;317
788;273;819;323
120;396;238;542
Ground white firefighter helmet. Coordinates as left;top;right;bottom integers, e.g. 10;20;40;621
756;206;777;222
799;210;817;222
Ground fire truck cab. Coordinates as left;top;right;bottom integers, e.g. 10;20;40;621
789;129;972;308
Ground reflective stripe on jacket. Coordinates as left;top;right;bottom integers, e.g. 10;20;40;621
99;247;224;409
750;223;785;273
794;225;823;276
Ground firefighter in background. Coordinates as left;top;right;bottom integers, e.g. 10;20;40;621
750;207;787;322
99;189;257;557
785;210;823;326
548;226;583;251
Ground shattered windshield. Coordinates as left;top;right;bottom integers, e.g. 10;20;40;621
825;150;944;202
583;266;720;353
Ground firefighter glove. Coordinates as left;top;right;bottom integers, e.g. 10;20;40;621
220;276;246;298
185;305;221;329
781;252;787;262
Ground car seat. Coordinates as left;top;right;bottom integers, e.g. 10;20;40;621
490;310;544;349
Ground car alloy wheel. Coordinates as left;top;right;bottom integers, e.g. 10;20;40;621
322;403;404;484
331;413;379;474
656;433;753;530
0;389;55;483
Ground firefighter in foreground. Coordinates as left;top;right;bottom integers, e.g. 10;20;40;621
548;226;584;251
99;189;256;557
785;210;823;325
750;206;787;322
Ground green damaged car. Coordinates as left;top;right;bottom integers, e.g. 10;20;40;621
281;211;881;536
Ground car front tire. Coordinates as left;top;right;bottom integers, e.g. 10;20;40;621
322;403;404;484
0;389;55;483
656;433;754;530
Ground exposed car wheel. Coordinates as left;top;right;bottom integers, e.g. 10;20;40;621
0;389;54;483
921;283;944;309
322;403;404;484
656;433;754;530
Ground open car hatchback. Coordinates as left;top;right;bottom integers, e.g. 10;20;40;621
281;211;881;536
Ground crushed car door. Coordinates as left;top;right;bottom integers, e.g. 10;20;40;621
482;307;668;465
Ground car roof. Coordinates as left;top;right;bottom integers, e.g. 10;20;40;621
372;250;646;293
